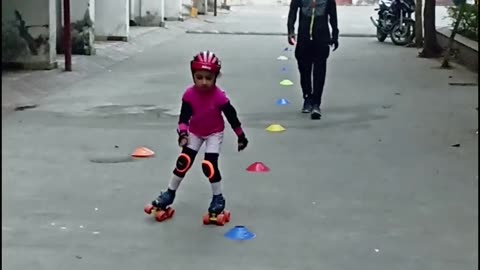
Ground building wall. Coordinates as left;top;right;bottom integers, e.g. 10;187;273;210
224;0;247;5
95;0;129;40
134;0;165;26
165;0;183;20
2;0;57;69
194;0;209;14
130;0;141;22
182;0;193;8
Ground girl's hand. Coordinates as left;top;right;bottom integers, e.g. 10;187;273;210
237;134;248;152
178;131;189;147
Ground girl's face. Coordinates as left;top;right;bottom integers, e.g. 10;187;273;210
193;70;215;91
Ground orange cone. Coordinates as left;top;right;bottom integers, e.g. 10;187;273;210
131;147;155;158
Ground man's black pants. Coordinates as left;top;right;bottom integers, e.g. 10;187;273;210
294;40;330;106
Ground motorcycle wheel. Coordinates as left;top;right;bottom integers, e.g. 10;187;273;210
390;20;415;46
377;28;388;42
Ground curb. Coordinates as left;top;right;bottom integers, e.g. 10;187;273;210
436;27;478;72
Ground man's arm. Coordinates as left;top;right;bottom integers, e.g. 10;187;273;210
177;100;192;133
328;0;339;42
287;0;299;36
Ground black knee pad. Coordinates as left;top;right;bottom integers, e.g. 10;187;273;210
201;153;221;183
173;147;197;177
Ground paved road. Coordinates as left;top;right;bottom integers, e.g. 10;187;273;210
189;5;452;36
2;6;477;270
1;20;206;117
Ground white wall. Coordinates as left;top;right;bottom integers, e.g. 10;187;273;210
95;0;129;40
48;0;56;65
2;0;57;69
67;0;94;22
165;0;182;20
224;0;247;5
195;0;209;14
130;0;140;20
137;0;165;26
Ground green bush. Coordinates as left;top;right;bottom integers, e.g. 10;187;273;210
447;3;478;41
2;22;28;62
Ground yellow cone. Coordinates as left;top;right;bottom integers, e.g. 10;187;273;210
277;55;288;60
265;124;286;133
280;79;293;86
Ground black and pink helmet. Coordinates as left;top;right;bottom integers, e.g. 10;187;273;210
190;51;221;75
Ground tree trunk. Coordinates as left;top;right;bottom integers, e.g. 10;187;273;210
419;0;442;57
441;3;466;68
415;0;424;47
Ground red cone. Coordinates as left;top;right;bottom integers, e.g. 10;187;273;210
131;147;155;158
246;162;270;173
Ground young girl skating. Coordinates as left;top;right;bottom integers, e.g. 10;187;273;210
145;51;248;224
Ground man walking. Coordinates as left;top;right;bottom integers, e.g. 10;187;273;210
287;0;339;119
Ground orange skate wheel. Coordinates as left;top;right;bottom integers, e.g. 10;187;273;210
166;208;175;218
224;211;231;222
155;210;168;222
202;213;210;225
144;205;154;214
216;214;226;226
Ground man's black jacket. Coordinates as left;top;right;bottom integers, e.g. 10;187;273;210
287;0;339;45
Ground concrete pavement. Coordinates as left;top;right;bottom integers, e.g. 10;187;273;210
187;5;452;36
1;5;454;117
2;6;478;270
1;18;213;118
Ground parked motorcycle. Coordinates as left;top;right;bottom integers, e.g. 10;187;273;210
370;0;416;46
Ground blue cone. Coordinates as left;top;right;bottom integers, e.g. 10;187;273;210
225;225;256;241
224;225;256;241
284;47;289;51
281;67;288;72
276;98;290;106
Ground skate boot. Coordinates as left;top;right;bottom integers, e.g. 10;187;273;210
202;194;231;226
151;189;176;210
144;189;176;222
208;194;226;214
